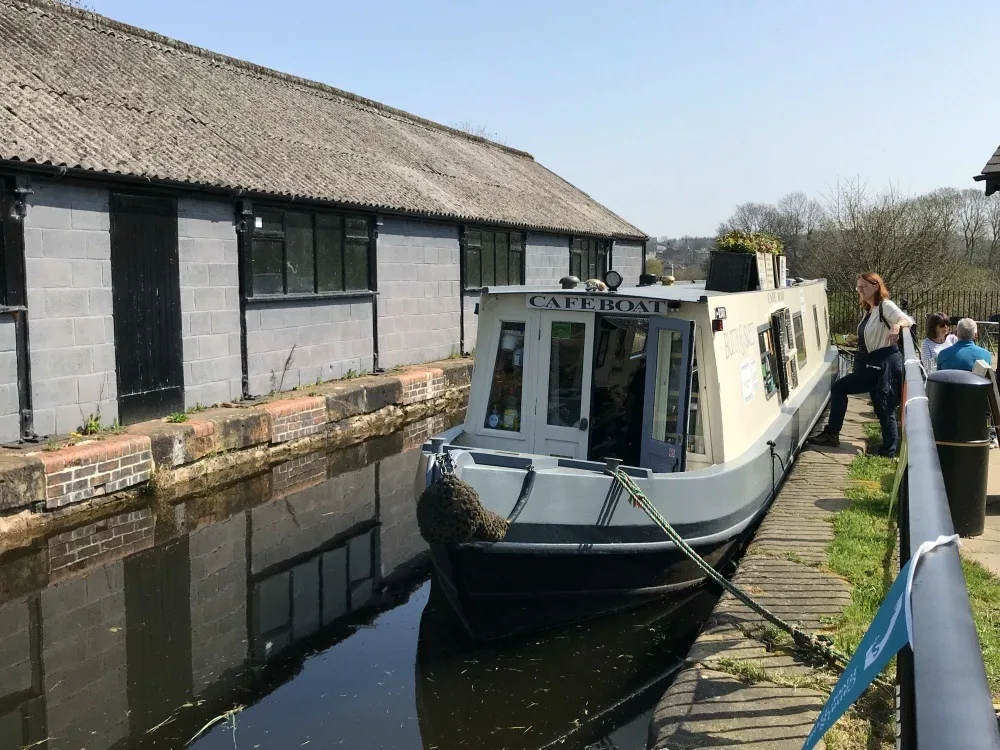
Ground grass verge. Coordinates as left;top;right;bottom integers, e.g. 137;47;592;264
825;421;1000;748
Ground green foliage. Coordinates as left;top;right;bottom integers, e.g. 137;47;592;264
716;230;784;256
343;369;361;380
79;413;102;435
166;412;189;423
187;402;207;414
645;256;664;276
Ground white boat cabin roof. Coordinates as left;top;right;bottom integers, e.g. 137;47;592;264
483;281;715;304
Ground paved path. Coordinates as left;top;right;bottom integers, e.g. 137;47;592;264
962;448;1000;576
649;399;869;749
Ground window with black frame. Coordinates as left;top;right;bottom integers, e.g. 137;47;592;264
250;208;371;297
570;237;609;280
463;229;524;289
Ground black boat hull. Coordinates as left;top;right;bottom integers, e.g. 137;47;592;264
428;535;741;640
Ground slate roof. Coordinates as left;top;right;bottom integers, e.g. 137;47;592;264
0;0;647;240
977;145;1000;195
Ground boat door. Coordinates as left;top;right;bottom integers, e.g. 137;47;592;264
640;317;695;472
532;311;595;459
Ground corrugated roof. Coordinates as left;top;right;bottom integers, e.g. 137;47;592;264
0;0;647;240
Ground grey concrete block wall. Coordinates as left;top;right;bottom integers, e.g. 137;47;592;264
377;218;461;369
178;199;243;408
189;514;248;692
377;448;428;580
250;465;377;575
25;181;118;435
613;241;645;286
40;561;128;748
525;232;569;286
246;299;373;396
0;318;19;442
463;293;480;353
0;599;32;697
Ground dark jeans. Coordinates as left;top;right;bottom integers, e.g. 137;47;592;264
825;368;899;453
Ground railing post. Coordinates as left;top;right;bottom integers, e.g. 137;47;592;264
896;467;916;750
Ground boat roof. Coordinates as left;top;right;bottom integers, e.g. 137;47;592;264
482;279;824;303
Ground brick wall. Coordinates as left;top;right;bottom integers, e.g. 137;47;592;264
42;435;153;509
272;451;327;497
377;218;461;368
250;463;376;575
40;561;129;748
0;599;32;698
24;181;118;436
266;396;327;445
178;198;242;408
47;507;154;579
0;318;19;442
525;232;569;286
245;298;374;396
189;514;247;693
613;241;645;286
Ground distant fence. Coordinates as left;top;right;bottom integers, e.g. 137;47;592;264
829;289;1000;346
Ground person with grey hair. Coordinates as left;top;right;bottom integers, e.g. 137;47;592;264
936;318;992;372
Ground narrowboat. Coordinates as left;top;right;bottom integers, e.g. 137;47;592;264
415;271;837;640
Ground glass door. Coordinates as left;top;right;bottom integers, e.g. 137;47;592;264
532;311;595;459
640;317;695;472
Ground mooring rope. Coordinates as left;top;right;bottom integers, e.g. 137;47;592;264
606;467;870;676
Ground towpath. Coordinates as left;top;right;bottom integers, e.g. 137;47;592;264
649;398;869;749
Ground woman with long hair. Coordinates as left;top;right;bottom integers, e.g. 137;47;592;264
919;312;957;373
808;272;913;457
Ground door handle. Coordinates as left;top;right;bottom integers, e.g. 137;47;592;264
578;417;589;431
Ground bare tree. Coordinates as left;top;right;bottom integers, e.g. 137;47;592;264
717;202;781;235
812;179;959;292
956;188;987;261
452;121;508;146
986;194;1000;265
773;192;826;276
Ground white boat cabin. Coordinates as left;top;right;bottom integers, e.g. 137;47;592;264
461;278;832;472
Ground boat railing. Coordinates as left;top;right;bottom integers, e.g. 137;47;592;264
896;332;1000;748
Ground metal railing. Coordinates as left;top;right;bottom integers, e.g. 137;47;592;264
896;332;1000;748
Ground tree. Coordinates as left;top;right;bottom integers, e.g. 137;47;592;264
452;121;508;146
811;179;959;292
717;202;781;236
956;188;987;261
988;194;1000;265
645;256;664;276
773;192;825;277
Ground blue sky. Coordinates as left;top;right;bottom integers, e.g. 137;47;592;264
86;0;1000;237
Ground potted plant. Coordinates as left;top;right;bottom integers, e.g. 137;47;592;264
706;231;783;292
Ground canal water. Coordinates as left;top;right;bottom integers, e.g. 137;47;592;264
0;414;718;750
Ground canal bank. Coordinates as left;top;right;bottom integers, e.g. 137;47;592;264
0;358;472;546
649;396;879;749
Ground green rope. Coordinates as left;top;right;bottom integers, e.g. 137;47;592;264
607;467;875;678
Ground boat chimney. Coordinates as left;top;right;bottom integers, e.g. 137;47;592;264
559;275;580;289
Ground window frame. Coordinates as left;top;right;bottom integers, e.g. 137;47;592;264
477;316;531;439
248;206;374;300
757;323;780;400
569;237;611;280
792;311;808;369
461;227;526;291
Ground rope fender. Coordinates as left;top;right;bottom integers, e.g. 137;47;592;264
416;454;509;545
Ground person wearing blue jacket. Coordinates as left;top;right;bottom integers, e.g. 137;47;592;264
936;319;993;372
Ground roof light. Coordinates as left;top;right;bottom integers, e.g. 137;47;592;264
603;269;623;292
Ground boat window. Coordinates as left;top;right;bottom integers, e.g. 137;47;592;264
757;324;779;399
812;305;822;350
687;343;705;454
484;321;526;432
651;328;684;444
781;309;799;391
792;312;808;368
547;321;587;427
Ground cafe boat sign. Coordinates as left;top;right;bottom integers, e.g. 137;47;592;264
527;295;670;314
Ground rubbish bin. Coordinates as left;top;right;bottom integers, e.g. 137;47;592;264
926;369;992;537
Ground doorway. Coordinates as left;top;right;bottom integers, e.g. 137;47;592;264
588;315;648;465
109;193;184;423
532;310;595;459
640;317;695;472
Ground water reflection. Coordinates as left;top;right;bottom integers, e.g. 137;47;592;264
0;410;715;750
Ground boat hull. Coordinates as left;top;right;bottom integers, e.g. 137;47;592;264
428;535;741;640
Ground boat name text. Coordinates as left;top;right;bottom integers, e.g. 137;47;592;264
723;323;756;360
527;295;667;313
767;290;786;304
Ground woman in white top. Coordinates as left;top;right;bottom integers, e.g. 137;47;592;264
919;311;957;372
808;272;913;457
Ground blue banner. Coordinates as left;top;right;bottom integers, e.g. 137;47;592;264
802;558;912;749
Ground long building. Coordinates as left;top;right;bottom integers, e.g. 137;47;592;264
0;0;648;440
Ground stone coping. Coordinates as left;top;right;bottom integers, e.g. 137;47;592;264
0;359;472;518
